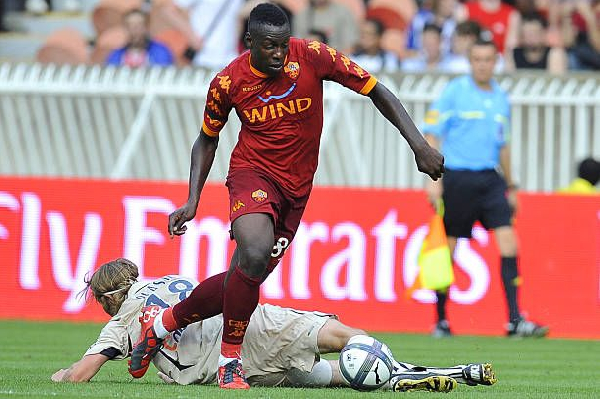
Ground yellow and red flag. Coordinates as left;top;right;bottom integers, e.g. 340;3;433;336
406;202;454;297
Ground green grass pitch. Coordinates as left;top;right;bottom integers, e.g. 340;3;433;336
1;320;599;398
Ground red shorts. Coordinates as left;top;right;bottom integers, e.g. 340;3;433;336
226;168;310;272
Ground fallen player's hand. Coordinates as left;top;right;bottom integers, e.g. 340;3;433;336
51;369;67;382
157;371;175;384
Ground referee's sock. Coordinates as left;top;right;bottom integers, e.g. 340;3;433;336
435;290;448;323
501;257;521;323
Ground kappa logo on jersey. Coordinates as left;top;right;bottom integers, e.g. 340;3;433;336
231;200;245;213
340;54;351;71
308;41;321;54
353;65;365;78
251;189;267;203
326;46;337;62
218;75;231;93
141;306;161;323
284;62;300;79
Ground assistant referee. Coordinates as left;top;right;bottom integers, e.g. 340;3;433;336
423;39;548;338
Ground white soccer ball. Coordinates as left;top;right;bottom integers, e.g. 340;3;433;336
339;335;394;391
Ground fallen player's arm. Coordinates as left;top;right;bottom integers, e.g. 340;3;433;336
51;353;110;382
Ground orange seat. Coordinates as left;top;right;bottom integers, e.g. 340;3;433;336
154;29;190;66
36;28;89;65
366;6;407;31
90;26;129;64
92;0;143;35
369;0;417;28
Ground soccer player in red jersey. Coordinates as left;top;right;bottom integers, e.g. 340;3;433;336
129;3;444;390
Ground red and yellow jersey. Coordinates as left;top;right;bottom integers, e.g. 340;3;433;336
202;37;377;197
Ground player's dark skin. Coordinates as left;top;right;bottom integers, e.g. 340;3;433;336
168;22;444;281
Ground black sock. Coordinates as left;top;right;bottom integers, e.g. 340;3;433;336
435;290;448;322
501;257;521;323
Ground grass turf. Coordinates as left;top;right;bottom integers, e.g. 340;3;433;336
1;320;599;398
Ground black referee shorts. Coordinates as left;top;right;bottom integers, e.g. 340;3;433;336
442;169;512;238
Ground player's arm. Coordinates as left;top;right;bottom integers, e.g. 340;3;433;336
51;353;110;382
368;82;444;181
168;129;219;237
168;73;230;237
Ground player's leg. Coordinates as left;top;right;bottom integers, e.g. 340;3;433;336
434;170;478;337
313;319;462;392
482;171;548;337
218;213;274;389
128;260;233;378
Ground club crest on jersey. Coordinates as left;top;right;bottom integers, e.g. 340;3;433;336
251;189;268;203
284;62;300;79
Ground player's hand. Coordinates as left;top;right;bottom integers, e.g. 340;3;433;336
51;369;67;382
157;371;176;384
414;145;445;181
168;203;197;238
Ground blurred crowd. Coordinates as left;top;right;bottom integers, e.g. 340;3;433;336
2;0;598;72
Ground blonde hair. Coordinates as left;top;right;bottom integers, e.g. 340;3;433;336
83;258;139;316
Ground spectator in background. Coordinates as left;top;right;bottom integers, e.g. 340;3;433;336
439;20;482;73
402;23;443;72
407;0;459;57
457;0;521;55
159;0;244;69
561;0;600;70
106;9;173;68
506;13;566;74
423;39;548;339
351;18;400;73
559;157;600;195
293;0;359;53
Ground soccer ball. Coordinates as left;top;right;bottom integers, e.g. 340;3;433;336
339;335;394;391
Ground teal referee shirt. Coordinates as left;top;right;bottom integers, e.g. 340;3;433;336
422;75;510;171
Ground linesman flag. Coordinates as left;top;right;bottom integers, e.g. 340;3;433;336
406;202;454;297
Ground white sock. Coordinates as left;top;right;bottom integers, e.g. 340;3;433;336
285;359;333;387
153;309;170;339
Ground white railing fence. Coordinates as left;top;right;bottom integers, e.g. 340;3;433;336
0;63;598;192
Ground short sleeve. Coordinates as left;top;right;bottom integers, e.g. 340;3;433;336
202;72;233;137
84;320;129;361
304;40;378;96
422;80;457;137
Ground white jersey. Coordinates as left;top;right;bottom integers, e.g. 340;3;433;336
85;275;332;385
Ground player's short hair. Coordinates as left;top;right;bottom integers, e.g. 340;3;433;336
471;38;497;52
455;20;482;38
521;12;548;29
82;258;139;316
578;157;600;185
247;2;290;35
423;22;442;36
365;18;386;37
